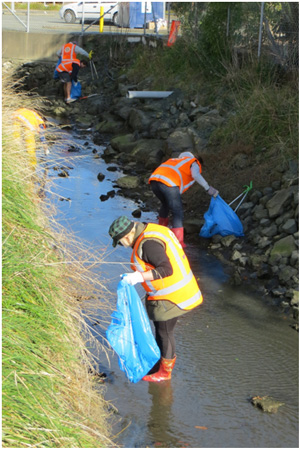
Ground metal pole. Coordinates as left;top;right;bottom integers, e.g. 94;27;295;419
81;0;85;36
3;2;29;30
167;1;171;32
26;1;30;33
226;7;230;37
151;2;158;36
258;2;264;59
143;2;147;35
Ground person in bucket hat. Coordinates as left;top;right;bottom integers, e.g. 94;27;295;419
108;216;203;383
109;215;134;247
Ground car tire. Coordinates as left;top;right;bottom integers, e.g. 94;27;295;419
112;12;119;27
64;10;76;24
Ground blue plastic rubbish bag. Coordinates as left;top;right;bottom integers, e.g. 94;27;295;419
106;280;161;383
200;195;244;238
53;57;61;80
70;80;82;99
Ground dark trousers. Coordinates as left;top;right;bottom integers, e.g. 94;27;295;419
153;317;178;359
150;181;183;228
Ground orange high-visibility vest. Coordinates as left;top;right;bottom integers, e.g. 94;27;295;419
12;108;45;132
61;42;77;62
131;223;203;310
149;156;202;194
56;59;80;74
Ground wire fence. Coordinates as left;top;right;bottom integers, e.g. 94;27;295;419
175;2;298;71
228;2;299;69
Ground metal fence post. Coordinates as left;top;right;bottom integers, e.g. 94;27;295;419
26;1;30;33
258;2;264;59
226;6;230;37
81;0;85;35
144;5;147;35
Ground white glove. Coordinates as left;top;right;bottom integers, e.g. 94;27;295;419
121;271;144;286
207;186;219;198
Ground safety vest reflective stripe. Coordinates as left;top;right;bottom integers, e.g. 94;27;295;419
150;173;178;187
56;59;80;74
149;157;200;194
56;62;71;73
61;43;76;62
131;224;203;310
146;270;193;296
180;289;203;309
13;109;44;131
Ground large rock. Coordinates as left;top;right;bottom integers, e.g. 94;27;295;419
131;139;165;169
116;176;139;189
110;134;137;153
95;116;124;134
128;109;152;132
166;129;194;155
195;113;225;139
266;188;295;218
269;235;297;262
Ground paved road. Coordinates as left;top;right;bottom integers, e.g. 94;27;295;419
2;9;169;36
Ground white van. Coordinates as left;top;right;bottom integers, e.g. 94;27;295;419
59;1;119;25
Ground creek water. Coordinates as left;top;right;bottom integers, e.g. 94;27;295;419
46;126;298;448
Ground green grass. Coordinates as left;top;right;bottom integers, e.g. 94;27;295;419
2;84;114;448
126;41;298;160
7;2;61;11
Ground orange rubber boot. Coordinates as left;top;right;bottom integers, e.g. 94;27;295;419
172;227;186;248
142;356;176;382
158;217;169;227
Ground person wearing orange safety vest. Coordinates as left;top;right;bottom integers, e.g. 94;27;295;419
109;215;203;383
149;151;219;246
56;58;88;103
56;41;90;103
56;41;90;63
12;108;48;167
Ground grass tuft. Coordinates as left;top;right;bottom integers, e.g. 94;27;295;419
2;75;116;448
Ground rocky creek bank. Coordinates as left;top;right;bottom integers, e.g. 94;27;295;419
6;47;298;329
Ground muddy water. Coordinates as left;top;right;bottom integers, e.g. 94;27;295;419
47;128;298;448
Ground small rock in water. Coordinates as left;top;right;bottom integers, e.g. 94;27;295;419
58;170;69;177
132;209;142;218
107;190;115;198
68;145;80;152
251;396;284;413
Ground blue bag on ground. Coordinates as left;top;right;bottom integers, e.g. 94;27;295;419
200;195;244;238
106;280;160;383
53;57;61;80
70;80;82;99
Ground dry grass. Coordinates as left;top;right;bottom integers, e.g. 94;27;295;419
2;73;117;448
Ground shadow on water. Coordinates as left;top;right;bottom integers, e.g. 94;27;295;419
46;126;298;448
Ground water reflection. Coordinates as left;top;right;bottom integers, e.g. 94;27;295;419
147;382;176;447
48;127;299;449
